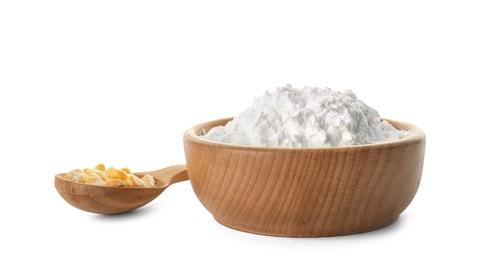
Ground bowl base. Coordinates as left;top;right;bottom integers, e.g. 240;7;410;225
213;216;400;238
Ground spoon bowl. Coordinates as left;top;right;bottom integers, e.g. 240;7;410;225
55;164;188;214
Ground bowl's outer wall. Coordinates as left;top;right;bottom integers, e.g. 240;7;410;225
183;118;425;237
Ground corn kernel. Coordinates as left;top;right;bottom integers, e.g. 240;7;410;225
69;168;86;176
141;175;156;188
126;174;146;187
94;163;106;171
87;172;102;180
72;174;88;183
64;169;86;181
85;169;107;180
105;167;128;181
105;178;126;187
66;164;156;188
85;176;107;186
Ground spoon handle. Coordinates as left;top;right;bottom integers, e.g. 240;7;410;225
138;164;189;186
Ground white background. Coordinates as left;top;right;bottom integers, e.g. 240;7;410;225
1;0;499;259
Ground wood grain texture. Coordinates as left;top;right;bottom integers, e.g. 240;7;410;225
184;117;425;237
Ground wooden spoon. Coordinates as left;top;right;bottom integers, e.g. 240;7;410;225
54;164;188;214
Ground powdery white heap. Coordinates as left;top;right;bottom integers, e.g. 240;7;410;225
202;85;410;148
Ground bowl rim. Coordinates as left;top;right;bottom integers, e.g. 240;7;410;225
184;117;425;151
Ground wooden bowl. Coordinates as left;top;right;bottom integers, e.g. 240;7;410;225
183;117;426;237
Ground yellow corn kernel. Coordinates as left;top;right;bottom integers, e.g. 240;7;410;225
64;168;86;181
141;175;156;188
85;169;107;180
85;176;107;186
94;163;106;171
105;167;128;181
66;164;155;188
87;172;103;180
69;168;86;176
72;174;88;183
105;178;126;187
125;174;146;187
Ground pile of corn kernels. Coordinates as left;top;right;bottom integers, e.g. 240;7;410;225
64;164;156;188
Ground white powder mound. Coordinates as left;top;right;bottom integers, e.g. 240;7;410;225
202;85;410;148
